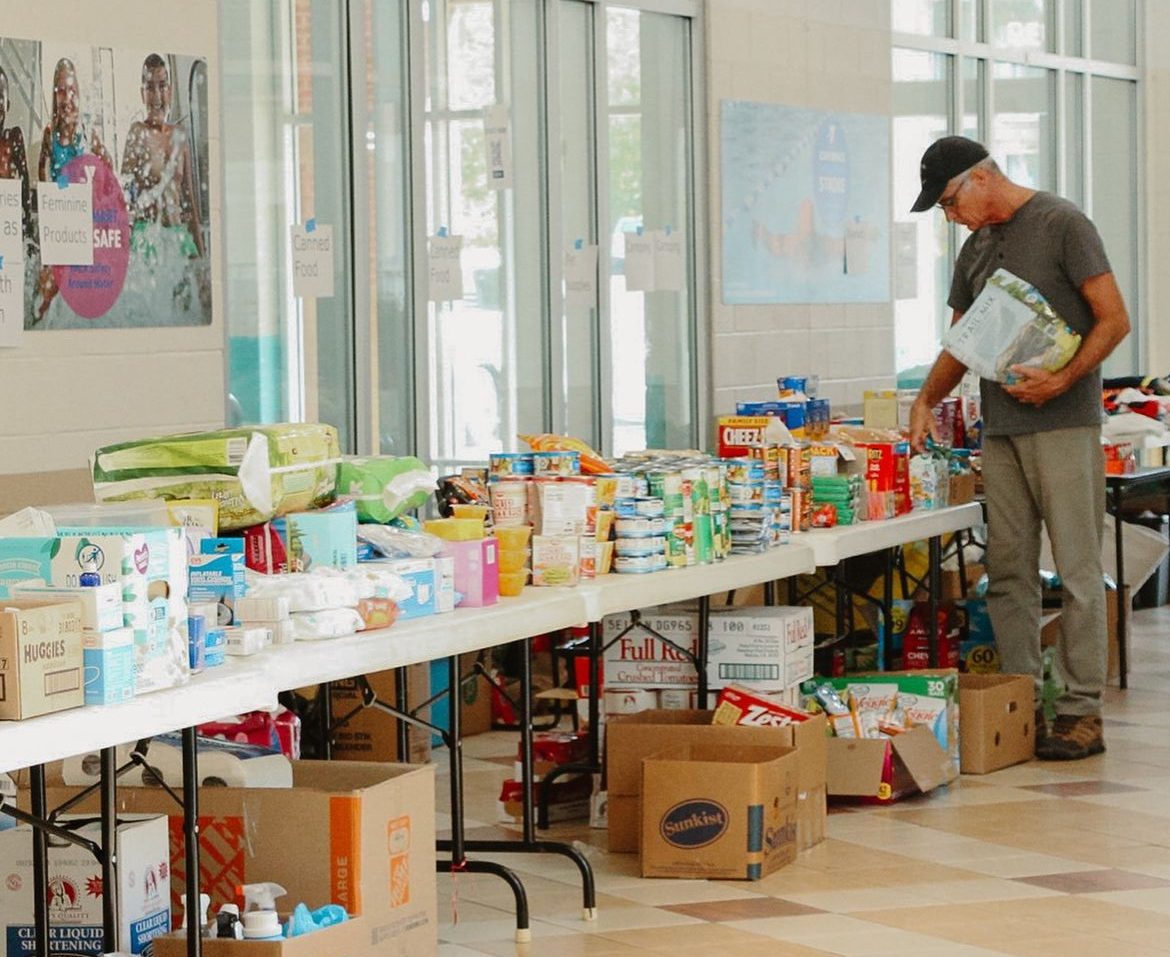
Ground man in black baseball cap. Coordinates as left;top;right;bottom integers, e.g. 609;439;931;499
909;135;989;212
906;132;1131;762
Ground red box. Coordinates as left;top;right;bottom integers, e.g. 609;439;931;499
717;416;773;458
902;603;961;670
711;685;813;727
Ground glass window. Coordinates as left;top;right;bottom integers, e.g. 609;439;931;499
554;0;600;445
989;0;1050;51
892;49;951;381
959;0;983;42
891;0;950;37
363;0;415;455
421;0;546;470
1091;77;1138;375
605;7;695;455
221;0;357;451
1063;72;1084;207
991;63;1055;190
1090;0;1135;64
961;56;983;141
1062;0;1083;56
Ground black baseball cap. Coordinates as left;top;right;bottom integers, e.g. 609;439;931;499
910;136;990;212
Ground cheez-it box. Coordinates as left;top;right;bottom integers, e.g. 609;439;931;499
0;598;84;719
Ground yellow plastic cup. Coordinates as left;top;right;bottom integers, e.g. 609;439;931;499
499;569;529;596
452;503;490;523
498;547;528;573
494;525;533;550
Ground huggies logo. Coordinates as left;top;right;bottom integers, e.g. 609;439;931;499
659;800;728;849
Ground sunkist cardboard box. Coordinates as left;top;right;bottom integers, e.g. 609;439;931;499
640;743;798;881
38;761;436;956
0;814;170;955
959;673;1035;774
605;709;827;854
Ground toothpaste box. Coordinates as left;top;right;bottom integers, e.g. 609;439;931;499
82;625;136;705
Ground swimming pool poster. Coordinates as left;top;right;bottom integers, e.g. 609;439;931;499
720;101;890;305
0;36;211;330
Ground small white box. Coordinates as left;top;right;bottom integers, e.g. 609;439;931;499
224;625;272;656
234;595;291;622
11;582;124;632
784;644;815;687
82;626;136;705
249;619;294;646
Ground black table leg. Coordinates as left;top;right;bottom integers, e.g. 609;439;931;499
30;765;48;957
100;748;118;952
181;728;203;957
928;536;942;668
1114;485;1128;689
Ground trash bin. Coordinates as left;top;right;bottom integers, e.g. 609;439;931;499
1130;513;1170;609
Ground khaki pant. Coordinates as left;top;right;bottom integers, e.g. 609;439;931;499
983;426;1106;717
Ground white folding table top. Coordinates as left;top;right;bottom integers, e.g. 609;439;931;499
803;502;983;567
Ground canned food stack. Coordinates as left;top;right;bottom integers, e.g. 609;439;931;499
725;456;772;554
612;496;668;573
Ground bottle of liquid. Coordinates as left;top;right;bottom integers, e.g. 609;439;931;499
79;557;101;588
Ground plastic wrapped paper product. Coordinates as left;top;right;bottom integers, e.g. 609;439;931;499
91;423;341;531
337;455;435;523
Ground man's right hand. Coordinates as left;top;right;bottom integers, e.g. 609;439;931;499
909;398;938;453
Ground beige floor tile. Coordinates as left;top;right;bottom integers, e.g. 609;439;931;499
591;923;778;951
1082;888;1170;914
598;879;763;907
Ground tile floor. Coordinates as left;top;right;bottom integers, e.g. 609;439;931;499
435;604;1170;956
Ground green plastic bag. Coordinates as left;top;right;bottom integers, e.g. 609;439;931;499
337;455;435;523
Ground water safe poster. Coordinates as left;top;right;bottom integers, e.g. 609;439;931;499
0;36;211;330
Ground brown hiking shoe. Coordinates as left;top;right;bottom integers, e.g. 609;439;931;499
1036;715;1105;761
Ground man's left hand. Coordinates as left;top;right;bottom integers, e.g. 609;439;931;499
1004;365;1071;406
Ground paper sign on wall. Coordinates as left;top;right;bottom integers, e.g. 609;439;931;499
290;222;335;298
0;180;24;347
563;244;598;309
623;231;655;292
428;234;465;301
652;229;684;291
38;179;93;266
483;105;513;191
893;221;918;300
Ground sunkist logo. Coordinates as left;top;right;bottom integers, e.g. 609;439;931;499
659;800;728;849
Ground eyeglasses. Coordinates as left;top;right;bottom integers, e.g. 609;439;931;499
936;171;972;209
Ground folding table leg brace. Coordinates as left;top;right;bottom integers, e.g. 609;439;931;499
537;595;713;829
0;734;202;957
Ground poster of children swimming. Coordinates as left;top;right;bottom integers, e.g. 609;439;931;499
720;100;889;305
0;37;210;330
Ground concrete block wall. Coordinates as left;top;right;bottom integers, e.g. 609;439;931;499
706;0;895;434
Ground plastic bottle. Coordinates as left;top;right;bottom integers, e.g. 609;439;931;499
240;882;287;940
79;557;101;588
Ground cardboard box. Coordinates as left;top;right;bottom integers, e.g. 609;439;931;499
948;472;977;505
0;598;84;719
152;912;398;957
605;709;827;854
707;607;814;692
82;625;136;705
939;564;985;600
369;559;437;620
0;814;170;955
39;763;435;942
825;724;953;803
441;538;499;607
640;743;798;880
330;663;432;764
10;581;123;632
601;604;700;688
959;673;1035;774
